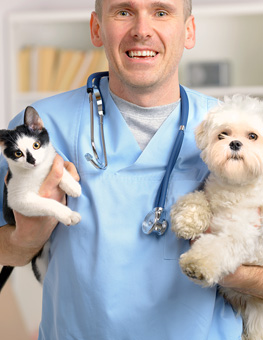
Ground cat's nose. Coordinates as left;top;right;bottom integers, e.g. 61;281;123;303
26;150;36;165
229;140;243;151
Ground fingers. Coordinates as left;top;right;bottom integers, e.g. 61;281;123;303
39;154;65;200
38;154;80;202
64;161;80;181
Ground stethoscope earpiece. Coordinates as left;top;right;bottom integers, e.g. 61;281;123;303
86;72;109;170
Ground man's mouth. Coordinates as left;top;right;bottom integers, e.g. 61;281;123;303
126;50;157;58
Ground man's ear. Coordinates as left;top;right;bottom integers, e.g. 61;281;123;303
90;11;104;47
184;15;196;50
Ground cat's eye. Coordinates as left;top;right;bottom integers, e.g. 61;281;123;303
218;132;228;140
33;141;41;150
14;151;23;158
248;132;258;140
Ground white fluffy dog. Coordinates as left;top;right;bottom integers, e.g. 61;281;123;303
170;95;263;340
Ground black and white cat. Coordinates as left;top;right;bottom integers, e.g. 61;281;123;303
0;106;81;290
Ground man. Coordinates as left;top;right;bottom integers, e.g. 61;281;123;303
0;0;263;339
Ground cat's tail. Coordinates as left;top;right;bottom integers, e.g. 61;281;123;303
0;266;14;292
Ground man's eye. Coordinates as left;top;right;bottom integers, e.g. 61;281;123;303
118;10;130;17
156;11;168;17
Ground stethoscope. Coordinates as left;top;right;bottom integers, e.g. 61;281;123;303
85;72;189;236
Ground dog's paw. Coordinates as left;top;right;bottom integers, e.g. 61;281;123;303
171;191;212;240
179;252;219;287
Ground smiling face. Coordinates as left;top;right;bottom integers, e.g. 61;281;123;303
90;0;195;105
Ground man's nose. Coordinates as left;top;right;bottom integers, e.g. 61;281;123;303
130;15;154;40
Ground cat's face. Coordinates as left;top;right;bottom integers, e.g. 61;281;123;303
0;126;50;169
0;106;50;170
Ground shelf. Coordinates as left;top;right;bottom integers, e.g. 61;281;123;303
191;86;263;99
193;2;263;16
8;10;91;23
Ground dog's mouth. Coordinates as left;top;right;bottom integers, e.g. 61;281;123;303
228;153;244;161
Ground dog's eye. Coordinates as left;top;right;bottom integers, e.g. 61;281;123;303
218;132;228;140
248;133;258;141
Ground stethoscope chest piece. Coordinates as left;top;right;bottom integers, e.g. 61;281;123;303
142;207;168;236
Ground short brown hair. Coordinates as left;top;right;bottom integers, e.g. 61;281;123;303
95;0;192;21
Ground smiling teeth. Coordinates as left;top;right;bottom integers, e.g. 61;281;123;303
128;51;157;58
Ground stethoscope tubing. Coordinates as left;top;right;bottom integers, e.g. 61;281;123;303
86;72;189;236
154;85;189;209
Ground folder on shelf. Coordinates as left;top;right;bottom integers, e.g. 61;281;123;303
17;46;109;93
70;49;108;89
29;46;39;92
69;50;94;90
52;49;74;91
18;47;31;92
54;50;85;91
37;47;58;92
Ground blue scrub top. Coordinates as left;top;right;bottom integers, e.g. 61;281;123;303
0;78;242;340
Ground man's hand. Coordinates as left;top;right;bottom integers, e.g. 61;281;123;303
0;154;80;266
189;224;263;299
220;265;263;299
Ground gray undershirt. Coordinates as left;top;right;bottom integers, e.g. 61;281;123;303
110;91;179;150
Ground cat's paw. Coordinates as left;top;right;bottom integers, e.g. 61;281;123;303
56;206;81;226
60;179;81;198
67;181;81;198
63;211;81;226
69;211;81;225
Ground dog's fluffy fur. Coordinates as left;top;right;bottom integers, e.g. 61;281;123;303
170;95;263;340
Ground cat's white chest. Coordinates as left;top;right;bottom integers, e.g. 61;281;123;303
8;163;52;202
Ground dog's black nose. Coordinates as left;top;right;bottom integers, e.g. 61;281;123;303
229;140;243;151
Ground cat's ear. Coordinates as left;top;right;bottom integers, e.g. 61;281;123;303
0;130;8;147
24;106;44;131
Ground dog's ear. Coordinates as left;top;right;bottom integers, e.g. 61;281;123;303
195;120;208;150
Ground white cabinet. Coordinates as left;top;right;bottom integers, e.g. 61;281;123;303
7;2;263;119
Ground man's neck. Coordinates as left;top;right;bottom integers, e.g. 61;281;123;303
108;75;181;107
